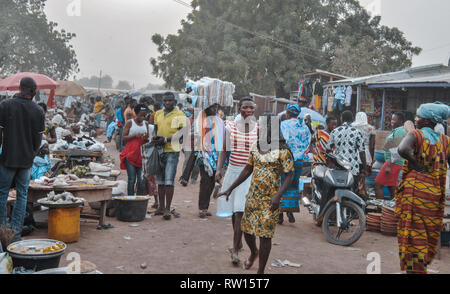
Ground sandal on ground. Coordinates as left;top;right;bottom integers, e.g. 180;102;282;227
199;211;207;219
243;251;259;270
278;213;284;225
179;177;188;187
287;212;296;223
171;209;181;218
154;209;164;216
227;248;240;266
163;212;172;220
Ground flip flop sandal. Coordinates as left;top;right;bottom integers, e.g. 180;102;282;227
171;209;181;218
227;248;241;266
278;213;284;225
163;213;172;220
243;251;259;270
287;212;296;223
154;210;164;216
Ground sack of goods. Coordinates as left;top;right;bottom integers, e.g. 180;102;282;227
186;77;235;109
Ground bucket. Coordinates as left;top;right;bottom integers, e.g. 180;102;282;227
374;150;385;163
113;196;149;222
216;196;233;218
48;207;80;243
7;239;66;271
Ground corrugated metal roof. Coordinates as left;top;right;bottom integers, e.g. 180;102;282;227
304;69;350;80
324;64;450;87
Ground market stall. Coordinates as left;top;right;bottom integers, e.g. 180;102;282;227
27;183;116;228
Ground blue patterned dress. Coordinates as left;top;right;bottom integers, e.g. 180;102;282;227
280;118;311;212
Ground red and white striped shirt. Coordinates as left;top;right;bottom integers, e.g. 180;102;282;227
226;121;258;167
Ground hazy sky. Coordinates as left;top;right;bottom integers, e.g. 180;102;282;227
44;0;450;89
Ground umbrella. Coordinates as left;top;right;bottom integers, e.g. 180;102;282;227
278;107;326;127
0;72;59;108
0;72;59;91
44;81;88;97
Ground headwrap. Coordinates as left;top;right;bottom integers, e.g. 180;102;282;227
51;114;63;126
417;102;450;124
352;112;369;127
286;104;302;117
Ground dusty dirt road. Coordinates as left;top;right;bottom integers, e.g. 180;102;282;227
27;136;450;274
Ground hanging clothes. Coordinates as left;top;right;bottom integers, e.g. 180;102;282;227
322;88;329;113
327;92;334;112
333;86;346;111
345;86;353;106
314;95;321;110
298;80;305;98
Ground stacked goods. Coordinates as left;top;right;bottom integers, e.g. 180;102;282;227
380;206;399;236
186;77;235;109
366;213;382;232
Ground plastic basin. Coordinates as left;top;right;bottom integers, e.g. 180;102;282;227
113;196;149;222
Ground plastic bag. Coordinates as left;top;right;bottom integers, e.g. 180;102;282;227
142;142;163;178
0;253;13;274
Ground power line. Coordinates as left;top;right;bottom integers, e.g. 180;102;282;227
170;0;323;59
420;41;450;55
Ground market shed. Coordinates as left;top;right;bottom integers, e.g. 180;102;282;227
325;64;450;130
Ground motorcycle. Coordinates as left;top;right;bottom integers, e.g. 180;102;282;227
302;153;366;246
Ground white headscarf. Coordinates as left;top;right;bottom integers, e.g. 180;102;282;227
352;112;374;133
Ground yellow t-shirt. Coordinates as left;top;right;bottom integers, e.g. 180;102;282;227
93;101;104;114
154;108;187;152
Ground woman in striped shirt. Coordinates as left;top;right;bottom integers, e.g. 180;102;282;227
216;97;258;266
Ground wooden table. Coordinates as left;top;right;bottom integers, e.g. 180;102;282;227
28;184;115;227
51;150;104;169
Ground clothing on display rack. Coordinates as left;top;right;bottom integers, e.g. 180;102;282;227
298;80;305;98
345;86;353;106
303;79;313;98
333;86;346;111
327;93;334;112
322;88;329;113
313;95;322;111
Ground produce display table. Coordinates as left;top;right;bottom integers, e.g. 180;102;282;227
27;184;114;227
52;150;103;158
51;150;104;169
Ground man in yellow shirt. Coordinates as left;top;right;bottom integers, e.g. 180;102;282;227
93;96;104;128
153;92;186;220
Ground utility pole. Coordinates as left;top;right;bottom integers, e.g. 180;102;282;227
98;70;102;92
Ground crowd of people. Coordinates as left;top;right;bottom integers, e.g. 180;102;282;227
0;77;448;275
108;90;449;274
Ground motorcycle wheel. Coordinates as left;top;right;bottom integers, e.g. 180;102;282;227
322;200;366;246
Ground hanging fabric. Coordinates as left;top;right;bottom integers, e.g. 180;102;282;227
345;86;353;106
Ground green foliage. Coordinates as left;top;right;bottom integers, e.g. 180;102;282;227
151;0;421;97
0;0;79;79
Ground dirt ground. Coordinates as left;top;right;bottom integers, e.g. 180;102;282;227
25;135;450;274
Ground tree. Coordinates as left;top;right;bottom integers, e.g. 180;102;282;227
116;80;132;90
0;0;79;79
150;0;421;97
